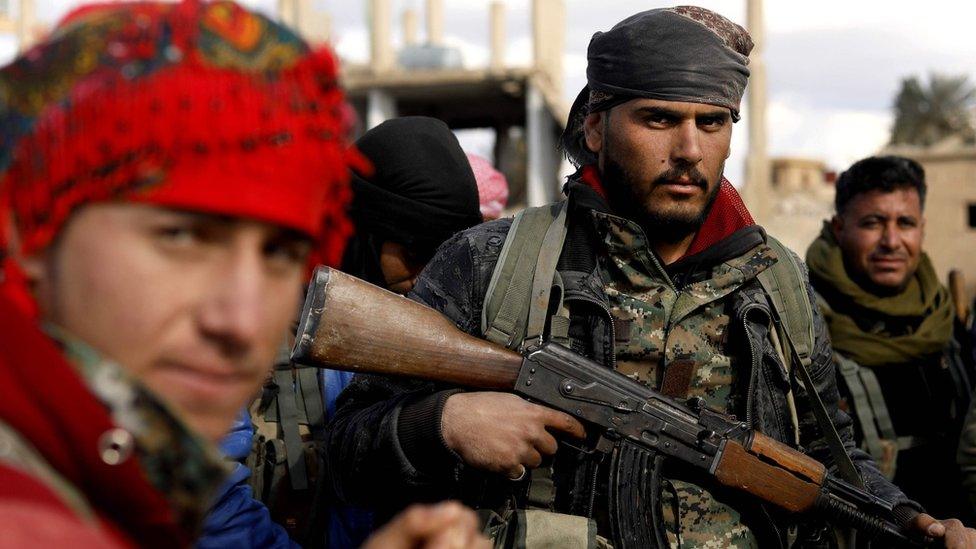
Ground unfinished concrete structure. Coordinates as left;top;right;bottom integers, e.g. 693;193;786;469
743;0;771;223
278;0;332;45
885;139;976;298
287;0;568;209
0;0;43;52
758;157;835;256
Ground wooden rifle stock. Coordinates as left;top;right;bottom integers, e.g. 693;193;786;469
291;266;523;390
714;432;826;514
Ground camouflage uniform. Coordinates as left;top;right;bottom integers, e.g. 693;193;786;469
327;178;920;548
596;211;776;547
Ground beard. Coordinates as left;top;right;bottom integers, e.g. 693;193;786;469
602;153;723;244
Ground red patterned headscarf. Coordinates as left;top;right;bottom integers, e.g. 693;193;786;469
0;0;364;315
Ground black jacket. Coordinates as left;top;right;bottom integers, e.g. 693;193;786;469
325;181;919;545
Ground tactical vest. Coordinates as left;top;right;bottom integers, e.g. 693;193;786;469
478;202;864;548
248;338;330;547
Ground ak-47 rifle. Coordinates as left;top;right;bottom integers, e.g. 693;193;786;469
292;267;925;548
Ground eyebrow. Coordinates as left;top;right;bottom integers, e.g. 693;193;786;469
634;106;683;118
633;106;731;120
858;213;918;222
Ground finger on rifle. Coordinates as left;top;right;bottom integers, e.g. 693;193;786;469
534;405;587;439
528;427;559;456
912;513;945;538
519;446;543;469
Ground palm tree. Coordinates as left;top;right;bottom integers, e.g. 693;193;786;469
890;74;976;146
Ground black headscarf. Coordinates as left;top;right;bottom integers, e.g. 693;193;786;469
341;116;482;286
562;6;754;166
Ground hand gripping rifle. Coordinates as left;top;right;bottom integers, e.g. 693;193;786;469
291;267;924;548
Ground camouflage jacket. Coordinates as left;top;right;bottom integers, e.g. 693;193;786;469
326;180;918;546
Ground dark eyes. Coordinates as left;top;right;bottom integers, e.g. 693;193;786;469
858;218;918;229
155;224;205;247
698;116;727;129
641;113;726;130
263;240;312;267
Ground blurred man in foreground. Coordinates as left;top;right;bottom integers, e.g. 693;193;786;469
0;2;486;547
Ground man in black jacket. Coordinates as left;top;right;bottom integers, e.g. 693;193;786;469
327;7;975;547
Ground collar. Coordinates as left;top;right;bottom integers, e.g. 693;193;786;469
591;209;775;290
576;165;756;262
0;294;194;545
49;326;229;539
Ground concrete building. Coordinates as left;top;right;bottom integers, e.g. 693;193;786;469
885;138;976;298
760;157;835;256
290;0;569;209
743;0;771;223
0;0;43;52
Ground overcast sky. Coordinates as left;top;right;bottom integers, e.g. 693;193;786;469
6;0;976;184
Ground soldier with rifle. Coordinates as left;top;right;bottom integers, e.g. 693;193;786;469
322;6;976;548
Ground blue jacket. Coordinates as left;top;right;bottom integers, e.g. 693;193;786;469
197;410;297;549
197;374;373;549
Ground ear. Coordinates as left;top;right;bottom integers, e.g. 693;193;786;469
830;215;844;241
583;111;605;155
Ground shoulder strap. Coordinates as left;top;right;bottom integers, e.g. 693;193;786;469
481;201;569;511
834;352;897;477
757;237;815;368
482;201;569;351
757;237;864;489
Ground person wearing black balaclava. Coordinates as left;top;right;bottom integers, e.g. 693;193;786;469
326;116;483;548
340;116;483;295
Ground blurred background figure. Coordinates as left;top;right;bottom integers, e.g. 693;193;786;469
342;116;484;295
245;116;484;548
467;152;510;221
327;116;484;548
807;155;974;521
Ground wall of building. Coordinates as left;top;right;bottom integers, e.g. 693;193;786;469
758;157;834;258
898;147;976;297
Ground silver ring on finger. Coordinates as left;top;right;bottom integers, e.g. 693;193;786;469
508;465;527;482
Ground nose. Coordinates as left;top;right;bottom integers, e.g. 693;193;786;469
672;120;703;166
198;246;266;354
879;222;901;251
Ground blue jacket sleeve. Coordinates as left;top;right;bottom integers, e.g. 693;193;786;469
197;410;298;549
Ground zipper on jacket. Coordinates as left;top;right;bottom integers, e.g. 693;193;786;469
738;302;764;428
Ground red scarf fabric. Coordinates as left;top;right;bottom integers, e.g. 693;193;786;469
0;294;189;547
580;165;754;260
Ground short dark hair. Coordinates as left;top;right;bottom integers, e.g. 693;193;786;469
834;155;926;214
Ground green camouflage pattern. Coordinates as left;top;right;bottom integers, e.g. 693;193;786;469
48;325;228;536
592;211;778;548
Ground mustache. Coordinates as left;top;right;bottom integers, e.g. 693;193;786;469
870;252;908;260
652;166;708;189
